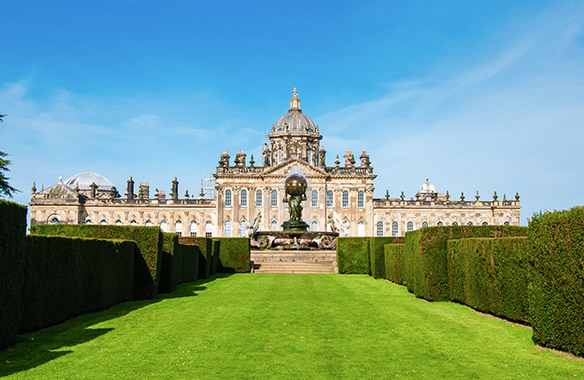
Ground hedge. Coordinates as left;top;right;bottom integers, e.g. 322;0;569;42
0;201;27;350
384;244;404;284
447;237;530;324
30;225;163;299
20;235;135;332
369;237;404;279
212;238;250;273
178;237;215;279
528;207;584;357
159;233;199;293
336;237;371;274
404;226;528;301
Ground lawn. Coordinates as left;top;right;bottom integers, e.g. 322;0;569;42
1;274;582;379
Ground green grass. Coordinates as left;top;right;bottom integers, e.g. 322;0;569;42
1;274;583;379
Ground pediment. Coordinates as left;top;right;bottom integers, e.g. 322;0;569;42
261;158;328;179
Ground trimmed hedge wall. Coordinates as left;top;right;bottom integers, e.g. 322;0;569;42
30;225;163;299
528;207;584;357
384;244;404;284
159;234;199;293
20;235;135;332
0;201;27;351
369;237;404;279
404;226;528;301
447;237;530;324
178;237;215;278
213;238;250;273
337;237;371;274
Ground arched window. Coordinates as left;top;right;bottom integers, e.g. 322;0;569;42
407;221;413;232
437;221;443;227
452;222;459;226
175;221;183;236
224;220;232;237
311;220;318;232
342;191;349;208
205;221;213;237
160;220;167;232
130;220;137;226
326;190;333;207
504;221;510;226
100;219;107;225
482;222;488;226
311;190;318;208
190;221;198;237
115;220;122;226
271;220;278;231
258;221;263;232
225;190;232;207
357;191;364;208
357;221;365;237
271;190;278;207
256;190;262;207
145;220;152;227
422;221;428;228
307;149;312;164
376;221;384;237
240;221;247;237
85;219;92;225
392;221;399;237
467;221;473;226
240;190;247;207
50;217;59;225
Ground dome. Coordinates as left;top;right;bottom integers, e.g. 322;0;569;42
418;179;437;194
64;172;116;191
273;89;316;132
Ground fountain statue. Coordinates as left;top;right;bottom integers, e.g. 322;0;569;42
281;173;309;232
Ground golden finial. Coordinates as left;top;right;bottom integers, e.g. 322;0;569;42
293;87;297;95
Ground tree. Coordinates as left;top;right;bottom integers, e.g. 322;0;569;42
0;114;18;198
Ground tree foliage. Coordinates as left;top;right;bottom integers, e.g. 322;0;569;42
0;114;18;198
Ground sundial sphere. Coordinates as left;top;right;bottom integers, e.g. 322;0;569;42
285;174;307;196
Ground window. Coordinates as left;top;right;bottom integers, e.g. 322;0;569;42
240;221;247;237
51;217;59;225
115;220;122;226
357;191;364;208
437;221;443;227
85;219;92;225
258;221;263;232
504;221;510;226
452;222;459;226
271;220;278;231
256;190;262;207
307;149;312;164
311;190;318;208
130;220;137;226
357;222;365;237
224;220;232;237
467;222;473;226
145;220;152;227
277;149;282;164
311;220;318;232
326;190;333;207
392;221;399;237
100;219;107;225
175;221;183;236
376;221;384;237
342;191;349;208
190;221;198;237
225;190;232;207
205;221;213;237
407;221;413;232
160;220;167;232
240;190;247;207
422;221;428;228
271;190;278;207
482;222;488;226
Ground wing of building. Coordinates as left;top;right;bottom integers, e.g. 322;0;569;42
30;89;521;236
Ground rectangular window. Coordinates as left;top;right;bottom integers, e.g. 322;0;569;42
358;191;364;208
326;191;333;207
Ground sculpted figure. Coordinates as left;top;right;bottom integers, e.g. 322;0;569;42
246;209;262;237
330;211;350;237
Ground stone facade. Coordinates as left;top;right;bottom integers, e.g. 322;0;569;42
29;89;521;236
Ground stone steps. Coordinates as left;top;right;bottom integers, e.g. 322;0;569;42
251;250;338;274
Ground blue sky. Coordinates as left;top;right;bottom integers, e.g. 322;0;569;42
1;1;583;225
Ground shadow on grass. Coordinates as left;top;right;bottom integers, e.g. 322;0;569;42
0;273;231;377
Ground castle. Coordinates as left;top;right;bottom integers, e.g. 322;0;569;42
29;89;521;236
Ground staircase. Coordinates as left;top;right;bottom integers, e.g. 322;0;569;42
251;250;338;274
